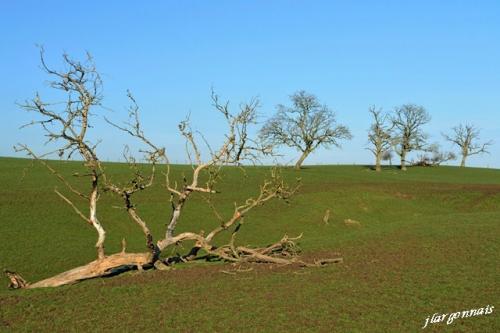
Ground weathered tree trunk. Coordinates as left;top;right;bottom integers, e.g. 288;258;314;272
400;150;407;171
166;198;185;239
295;149;311;170
460;152;467;167
6;231;342;289
375;153;382;172
6;252;153;289
89;179;106;259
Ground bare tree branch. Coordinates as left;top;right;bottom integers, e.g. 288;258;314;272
18;47;106;259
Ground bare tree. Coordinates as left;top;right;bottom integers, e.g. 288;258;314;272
367;106;392;172
443;124;493;167
16;48;108;260
6;52;341;289
260;91;352;170
391;104;431;171
8;49;159;288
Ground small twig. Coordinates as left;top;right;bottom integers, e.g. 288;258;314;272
54;189;91;224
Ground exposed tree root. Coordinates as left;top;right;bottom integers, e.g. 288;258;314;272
5;270;28;289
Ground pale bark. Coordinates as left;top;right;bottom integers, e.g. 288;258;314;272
400;150;407;171
375;154;382;172
6;252;152;289
460;146;468;167
295;149;311;170
90;177;106;259
460;154;466;167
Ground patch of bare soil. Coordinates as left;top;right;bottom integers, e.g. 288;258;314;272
394;191;415;200
465;186;500;209
0;295;22;329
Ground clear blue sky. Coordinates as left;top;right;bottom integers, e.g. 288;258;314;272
1;1;499;167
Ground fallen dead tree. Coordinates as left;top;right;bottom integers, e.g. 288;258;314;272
411;144;456;167
5;49;342;289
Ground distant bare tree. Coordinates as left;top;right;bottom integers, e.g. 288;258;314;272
391;104;431;171
260;91;352;170
443;124;493;167
412;144;456;167
367;106;392;172
430;149;456;166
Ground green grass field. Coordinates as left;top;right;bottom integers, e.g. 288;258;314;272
0;157;499;332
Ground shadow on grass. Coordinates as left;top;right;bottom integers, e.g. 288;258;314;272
363;165;402;171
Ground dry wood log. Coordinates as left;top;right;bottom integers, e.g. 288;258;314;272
5;252;152;289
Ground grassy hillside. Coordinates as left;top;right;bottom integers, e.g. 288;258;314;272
0;157;499;332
